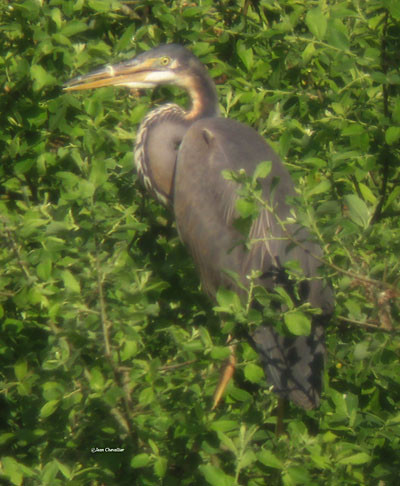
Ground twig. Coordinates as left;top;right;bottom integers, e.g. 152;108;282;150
159;359;197;372
0;214;35;283
337;315;399;334
94;237;111;358
93;233;134;436
372;11;391;223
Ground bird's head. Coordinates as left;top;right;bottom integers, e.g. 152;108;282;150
64;44;219;119
65;44;205;91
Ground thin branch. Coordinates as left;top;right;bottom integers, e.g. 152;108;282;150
372;11;391;224
93;232;134;436
0;214;35;283
94;237;111;358
159;360;197;372
337;315;399;334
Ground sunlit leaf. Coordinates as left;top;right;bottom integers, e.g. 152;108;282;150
60;270;81;293
253;161;272;182
344;194;370;228
30;65;57;91
236;40;253;71
258;449;283;469
385;126;400;145
306;7;327;40
14;361;28;381
131;453;151;468
284;311;311;336
39;400;59;418
199;464;235;486
338;452;371;465
244;363;264;383
305;179;331;197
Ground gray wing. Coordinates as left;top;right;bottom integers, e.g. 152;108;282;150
173;117;333;409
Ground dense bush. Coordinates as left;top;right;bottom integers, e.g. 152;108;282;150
1;0;400;484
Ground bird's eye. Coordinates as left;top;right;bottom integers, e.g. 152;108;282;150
160;56;171;66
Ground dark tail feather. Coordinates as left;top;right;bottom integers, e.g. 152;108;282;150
250;319;325;409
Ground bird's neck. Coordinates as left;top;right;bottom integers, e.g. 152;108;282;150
180;70;219;121
135;104;188;206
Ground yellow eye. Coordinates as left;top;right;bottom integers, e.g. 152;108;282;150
160;56;170;66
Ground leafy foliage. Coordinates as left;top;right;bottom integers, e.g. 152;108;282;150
1;0;400;485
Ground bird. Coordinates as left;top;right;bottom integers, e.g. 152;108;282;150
64;44;334;410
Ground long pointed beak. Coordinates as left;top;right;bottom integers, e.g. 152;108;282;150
64;58;170;91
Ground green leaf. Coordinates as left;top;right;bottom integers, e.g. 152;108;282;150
154;456;167;478
138;387;155;406
2;457;23;486
385;126;400;145
148;438;159;455
342;124;365;136
236;41;253;71
30;65;57;91
253;161;272;182
60;270;81;293
199;465;235;486
54;460;71;480
116;24;136;51
244;363;264;383
338;452;371;465
386;413;400;425
326;18;350;50
228;386;252;402
130;453;151;468
216;431;237;454
88;367;105;391
302;43;316;63
306;7;327;40
120;340;138;361
14;360;28;381
238;449;256;469
285;465;311;484
40;400;59;418
210;346;231;360
209;420;238;433
353;341;370;361
358;183;377;204
37;257;52;281
88;0;114;12
305;179;331;197
344;194;370;228
258;449;283;469
89;158;109;188
384;185;400;210
60;21;88;37
284;311;311;336
274;286;294;309
41;460;59;485
235;198;257;218
215;287;242;313
0;433;15;446
388;0;400;20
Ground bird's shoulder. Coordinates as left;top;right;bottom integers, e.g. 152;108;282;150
180;117;279;172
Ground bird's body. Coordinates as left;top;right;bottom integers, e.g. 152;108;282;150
65;44;334;409
175;116;332;408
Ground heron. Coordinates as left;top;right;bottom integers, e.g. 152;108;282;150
64;44;334;410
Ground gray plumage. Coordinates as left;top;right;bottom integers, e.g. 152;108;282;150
175;117;333;409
